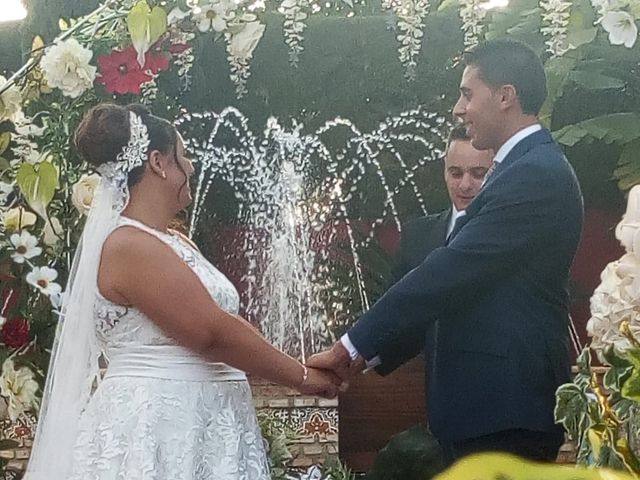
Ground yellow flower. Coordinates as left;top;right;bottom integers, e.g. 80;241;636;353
0;359;39;422
2;206;37;232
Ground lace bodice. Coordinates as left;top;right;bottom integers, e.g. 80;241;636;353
94;217;240;353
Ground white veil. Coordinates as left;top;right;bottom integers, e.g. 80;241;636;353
25;112;149;480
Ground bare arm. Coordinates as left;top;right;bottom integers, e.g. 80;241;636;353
99;227;335;393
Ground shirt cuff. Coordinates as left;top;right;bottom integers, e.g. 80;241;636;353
340;334;381;369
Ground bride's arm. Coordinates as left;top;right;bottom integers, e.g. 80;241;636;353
99;227;337;394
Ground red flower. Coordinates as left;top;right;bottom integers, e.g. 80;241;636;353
97;46;151;95
97;45;169;95
1;317;30;349
144;50;170;75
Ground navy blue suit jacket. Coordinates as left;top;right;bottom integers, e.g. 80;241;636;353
348;129;583;443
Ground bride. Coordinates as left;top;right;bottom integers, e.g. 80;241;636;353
25;103;340;480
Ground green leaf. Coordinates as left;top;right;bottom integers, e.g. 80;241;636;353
436;0;459;12
602;345;632;368
555;383;589;440
540;55;578;126
565;26;597;49
15;161;59;217
621;367;640;402
0;132;10;155
614;139;640;191
553;113;640;147
570;71;626;90
127;0;167;66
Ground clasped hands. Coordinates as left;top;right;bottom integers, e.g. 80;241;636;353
296;342;366;399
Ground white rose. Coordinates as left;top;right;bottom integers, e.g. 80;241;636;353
229;21;266;60
71;173;101;215
0;75;22;122
0;359;39;422
2;206;37;232
40;38;97;99
42;216;62;246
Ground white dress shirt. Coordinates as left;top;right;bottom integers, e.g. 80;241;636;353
446;205;463;240
340;124;543;367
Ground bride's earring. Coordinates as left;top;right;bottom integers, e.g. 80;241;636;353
161;171;167;179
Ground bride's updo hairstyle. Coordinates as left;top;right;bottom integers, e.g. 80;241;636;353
74;103;181;188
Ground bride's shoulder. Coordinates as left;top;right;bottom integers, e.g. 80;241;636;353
102;226;166;262
169;229;200;252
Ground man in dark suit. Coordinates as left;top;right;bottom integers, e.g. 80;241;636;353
386;126;493;372
308;38;583;464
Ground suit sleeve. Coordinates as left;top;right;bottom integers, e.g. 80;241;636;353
376;221;430;374
348;159;580;360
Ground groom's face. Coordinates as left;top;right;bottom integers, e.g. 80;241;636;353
453;66;504;152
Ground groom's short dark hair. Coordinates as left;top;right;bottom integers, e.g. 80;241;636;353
463;38;547;116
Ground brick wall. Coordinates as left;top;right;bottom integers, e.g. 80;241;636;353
251;378;339;468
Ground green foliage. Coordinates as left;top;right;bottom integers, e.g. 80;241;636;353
554;113;640;147
314;456;357;480
257;412;295;479
613;139;640;191
364;425;446;480
555;344;640;473
15;160;59;217
127;0;168;62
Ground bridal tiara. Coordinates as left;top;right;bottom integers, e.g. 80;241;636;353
96;111;151;211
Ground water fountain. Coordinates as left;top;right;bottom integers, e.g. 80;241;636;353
176;107;450;468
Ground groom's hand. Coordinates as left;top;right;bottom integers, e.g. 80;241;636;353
306;341;366;385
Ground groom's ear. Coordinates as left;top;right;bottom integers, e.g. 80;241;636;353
497;84;519;112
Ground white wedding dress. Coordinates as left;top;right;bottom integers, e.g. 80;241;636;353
68;216;270;480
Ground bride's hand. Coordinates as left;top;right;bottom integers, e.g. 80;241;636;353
295;366;342;399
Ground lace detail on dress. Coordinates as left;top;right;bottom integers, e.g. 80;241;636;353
70;379;270;480
74;216;269;480
93;217;240;351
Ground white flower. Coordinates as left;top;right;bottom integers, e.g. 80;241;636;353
13;111;45;137
40;38;97;98
280;0;298;9
540;0;572;56
600;10;638;48
0;359;39;422
2;206;37;232
168;6;190;24
9;231;42;264
229;21;266;59
194;3;230;32
27;266;62;297
49;290;65;310
71;173;101;215
0;75;22;122
42;216;62;246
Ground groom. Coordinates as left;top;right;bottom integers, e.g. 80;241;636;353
309;38;583;464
